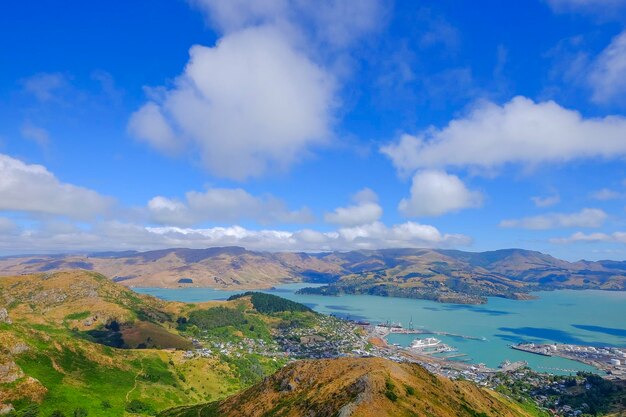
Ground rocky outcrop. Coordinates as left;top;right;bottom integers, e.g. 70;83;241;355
0;360;23;383
0;309;10;324
0;404;15;415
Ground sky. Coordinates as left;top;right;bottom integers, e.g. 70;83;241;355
2;0;626;260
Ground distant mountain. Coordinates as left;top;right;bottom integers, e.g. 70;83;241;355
158;357;536;417
0;247;343;289
0;247;624;303
300;248;626;304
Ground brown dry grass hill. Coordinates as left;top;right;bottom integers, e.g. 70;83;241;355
0;247;343;288
0;248;624;301
159;357;537;417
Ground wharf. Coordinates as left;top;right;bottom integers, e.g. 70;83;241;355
510;344;552;357
386;326;485;341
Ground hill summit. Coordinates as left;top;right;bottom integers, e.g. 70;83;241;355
159;357;535;417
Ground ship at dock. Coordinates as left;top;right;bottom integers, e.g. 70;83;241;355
411;337;441;349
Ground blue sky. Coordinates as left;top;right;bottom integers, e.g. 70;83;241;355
2;0;626;260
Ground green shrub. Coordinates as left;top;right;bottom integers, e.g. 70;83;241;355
384;389;398;402
125;399;155;415
227;292;312;314
185;307;246;330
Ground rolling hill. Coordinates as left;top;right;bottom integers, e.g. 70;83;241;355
0;247;625;304
0;270;321;416
158;357;538;417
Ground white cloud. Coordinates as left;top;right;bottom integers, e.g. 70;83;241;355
148;187;313;226
590;188;623;200
127;103;178;154
129;26;334;180
381;96;626;175
190;0;287;32
21;72;68;102
20;122;50;147
531;194;561;207
0;153;114;220
500;208;607;230
588;31;626;104
324;188;382;226
190;0;384;48
551;231;626;244
0;220;470;255
399;170;482;217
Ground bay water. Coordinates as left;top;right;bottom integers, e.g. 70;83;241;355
134;285;626;374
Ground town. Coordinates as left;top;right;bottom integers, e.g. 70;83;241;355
512;342;626;379
176;310;625;417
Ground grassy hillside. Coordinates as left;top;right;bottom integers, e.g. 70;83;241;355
0;271;320;416
158;357;542;417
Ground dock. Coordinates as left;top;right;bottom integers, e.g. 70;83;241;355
510;344;552;356
386;326;485;341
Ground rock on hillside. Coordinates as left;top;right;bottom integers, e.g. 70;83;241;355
0;309;10;324
159;357;535;417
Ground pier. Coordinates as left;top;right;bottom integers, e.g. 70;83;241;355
386;326;485;341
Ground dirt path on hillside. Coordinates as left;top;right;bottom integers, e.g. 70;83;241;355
126;359;145;402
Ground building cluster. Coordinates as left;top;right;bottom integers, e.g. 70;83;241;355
274;315;369;359
514;343;626;379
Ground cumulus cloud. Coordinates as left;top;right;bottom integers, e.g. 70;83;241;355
190;0;384;48
551;231;626;244
381;96;626;175
127;103;178;154
0;153;114;220
399;170;482;217
324;188;382;226
147;187;313;226
147;221;469;252
531;194;560;207
129;26;334;180
0;220;470;255
588;31;626;104
499;208;607;230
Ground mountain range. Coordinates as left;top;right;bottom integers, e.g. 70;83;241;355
1;247;625;304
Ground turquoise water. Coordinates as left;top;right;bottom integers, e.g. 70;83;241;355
134;285;626;374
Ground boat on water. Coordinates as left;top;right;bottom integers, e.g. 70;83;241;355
410;337;441;349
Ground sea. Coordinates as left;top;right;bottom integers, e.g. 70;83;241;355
133;284;626;375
